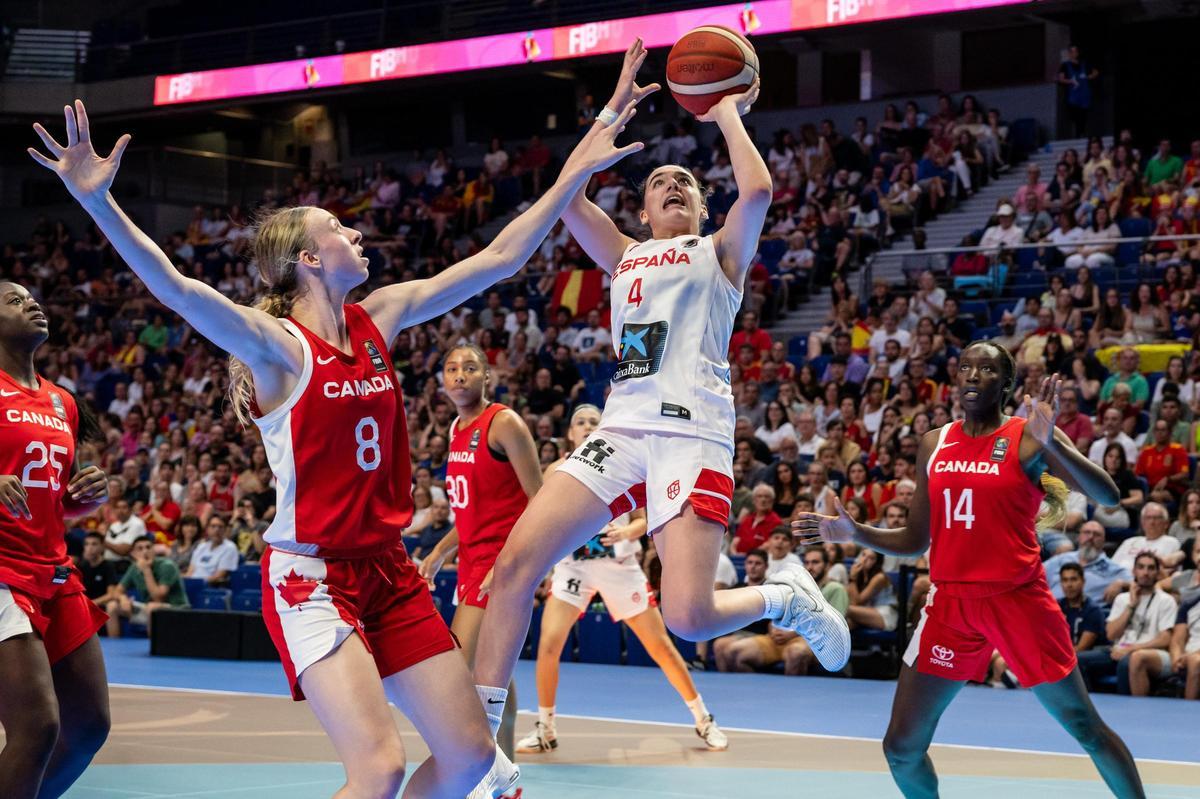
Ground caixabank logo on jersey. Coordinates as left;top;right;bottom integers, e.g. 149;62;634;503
612;321;668;382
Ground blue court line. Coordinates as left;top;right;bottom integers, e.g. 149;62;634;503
99;639;1200;764
63;764;1200;799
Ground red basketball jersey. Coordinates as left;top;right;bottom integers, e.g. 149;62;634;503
255;304;412;558
0;371;78;598
926;417;1044;596
446;403;527;577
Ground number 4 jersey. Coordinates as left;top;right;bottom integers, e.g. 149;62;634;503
254;304;413;558
0;371;78;598
926;416;1045;595
604;234;742;445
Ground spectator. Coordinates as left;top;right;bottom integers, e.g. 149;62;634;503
411;497;454;562
1168;593;1200;699
1013;165;1048;210
168;515;203;572
572;309;611;364
106;535;190;637
729;310;772;359
978;203;1024;257
1045;522;1133;606
910;271;945;321
1099;348;1149;409
755;400;798;453
764;527;802;576
820;332;870;385
1067;206;1119;270
1016;191;1054;242
140;478;181;542
845;548;897;631
1099;553;1178;695
732;485;782;554
229;499;267;563
1089;288;1128;349
1144;139;1183;192
712;550;775;673
1055;386;1095;452
1168;495;1200;554
104;497;147;565
794;411;826;458
1112;502;1183;572
186;516;240;586
1135;424;1190;505
1058;562;1106;654
1091;443;1143;531
78;532;119;607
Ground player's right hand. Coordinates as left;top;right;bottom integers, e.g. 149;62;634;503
28;100;131;203
417;554;442;588
791;497;856;546
606;38;660;114
0;475;31;520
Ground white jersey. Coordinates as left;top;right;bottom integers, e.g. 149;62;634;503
603;234;742;445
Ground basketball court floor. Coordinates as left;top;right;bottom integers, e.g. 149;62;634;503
37;639;1200;797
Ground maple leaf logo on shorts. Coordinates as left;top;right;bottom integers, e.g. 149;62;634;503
277;569;320;609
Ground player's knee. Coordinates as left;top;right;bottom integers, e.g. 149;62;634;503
459;741;498;786
69;700;112;756
1056;706;1104;750
882;726;925;767
661;602;715;641
354;746;407;798
492;547;537;596
17;700;61;760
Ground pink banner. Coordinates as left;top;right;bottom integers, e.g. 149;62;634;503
154;0;1029;106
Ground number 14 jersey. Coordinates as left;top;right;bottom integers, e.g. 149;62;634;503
254;304;413;558
603;234;742;445
925;416;1045;595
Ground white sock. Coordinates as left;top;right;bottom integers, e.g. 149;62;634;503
476;684;508;738
685;694;709;725
752;583;789;620
538;705;556;730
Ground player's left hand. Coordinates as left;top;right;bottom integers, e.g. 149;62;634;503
1023;374;1061;450
792;496;857;546
477;567;495;601
68;465;108;505
599;522;636;546
697;76;761;122
562;97;646;176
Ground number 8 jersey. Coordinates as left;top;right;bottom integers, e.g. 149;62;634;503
0;371;77;598
604;234;742;445
254;304;413;558
925;416;1045;595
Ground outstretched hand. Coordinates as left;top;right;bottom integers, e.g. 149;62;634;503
791;496;857;547
1024;374;1061;449
28;100;131;203
605;38;661;114
562;97;645;176
696;76;761;123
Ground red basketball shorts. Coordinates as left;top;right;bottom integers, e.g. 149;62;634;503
262;544;458;700
0;575;106;665
904;577;1077;688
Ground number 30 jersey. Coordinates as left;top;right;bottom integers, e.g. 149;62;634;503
925;416;1044;596
603;234;742;445
254;304;413;558
0;371;78;597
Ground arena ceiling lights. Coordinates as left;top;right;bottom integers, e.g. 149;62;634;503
153;0;1031;106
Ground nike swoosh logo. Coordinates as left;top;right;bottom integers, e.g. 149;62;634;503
0;390;17;397
939;441;959;450
487;698;505;704
316;355;336;365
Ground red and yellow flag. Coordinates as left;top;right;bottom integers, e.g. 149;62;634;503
551;269;604;319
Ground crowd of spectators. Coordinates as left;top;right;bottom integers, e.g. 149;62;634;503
3;94;1198;698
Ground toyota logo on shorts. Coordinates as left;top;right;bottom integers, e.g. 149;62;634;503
931;645;955;662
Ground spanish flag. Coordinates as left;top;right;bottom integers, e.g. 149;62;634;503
551;269;604;319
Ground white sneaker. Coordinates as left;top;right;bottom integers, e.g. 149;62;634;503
767;564;851;671
515;721;558;754
695;714;728;751
466;748;520;799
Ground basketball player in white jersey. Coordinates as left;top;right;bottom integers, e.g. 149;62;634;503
472;40;850;740
515;404;727;754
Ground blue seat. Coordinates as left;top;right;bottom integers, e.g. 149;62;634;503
197;588;232;611
232;590;262;612
788;335;808;359
954;263;1008;298
672;634;697;664
1117;217;1152;267
522;604;543;660
576;612;622;665
759;238;788;269
183;577;206;608
230;564;260;595
1145;372;1163;398
433;572;457;609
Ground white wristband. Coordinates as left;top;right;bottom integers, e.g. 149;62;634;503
597;106;619;126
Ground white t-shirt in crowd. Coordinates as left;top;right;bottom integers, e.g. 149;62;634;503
755;423;798;452
715;553;737;587
1112;535;1182;572
572;326;611;356
104;516;147;561
1108;589;1178;647
189;538;241;580
869;328;911;355
766;552;802;577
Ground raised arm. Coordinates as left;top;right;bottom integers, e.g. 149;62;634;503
794;429;936;557
1023;375;1120;506
489;408;543;499
29;101;302;377
706;78;773;286
361;98;646;344
561;39;660;272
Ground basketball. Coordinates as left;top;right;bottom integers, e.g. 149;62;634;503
666;25;759;116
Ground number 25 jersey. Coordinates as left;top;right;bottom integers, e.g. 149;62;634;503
254;304;413;558
603;234;742;445
926;416;1044;595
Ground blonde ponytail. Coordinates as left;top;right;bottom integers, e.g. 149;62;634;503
1036;473;1069;531
227;206;314;427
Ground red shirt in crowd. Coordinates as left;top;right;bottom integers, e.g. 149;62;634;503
1135;442;1189;497
1056;413;1095;449
729;327;773;359
735;510;782;553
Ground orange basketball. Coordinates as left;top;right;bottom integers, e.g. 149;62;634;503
666;25;759;117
